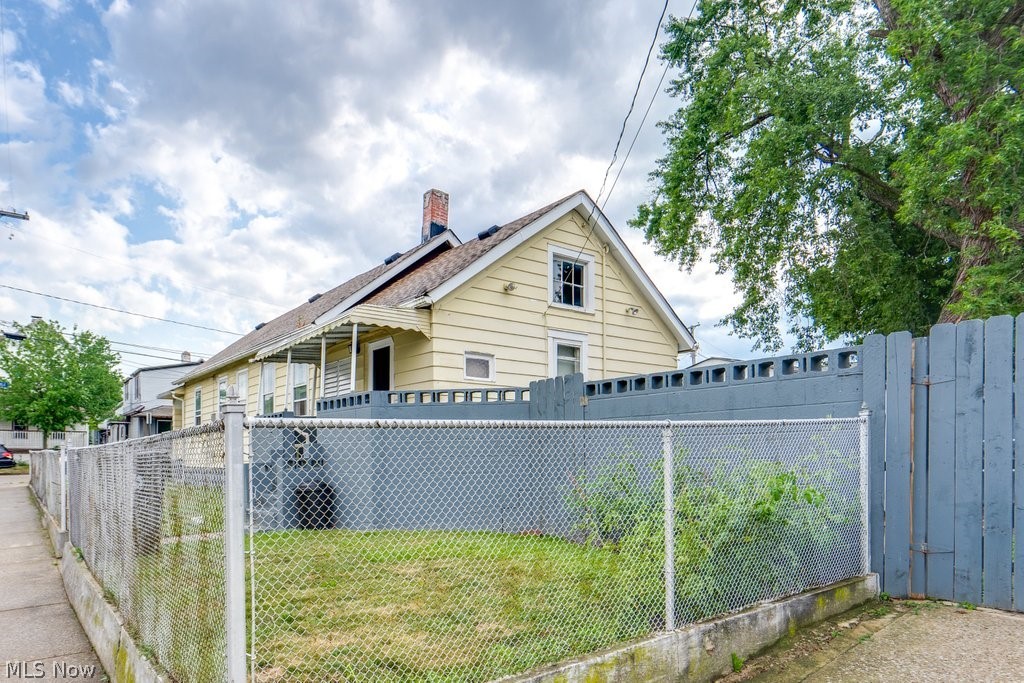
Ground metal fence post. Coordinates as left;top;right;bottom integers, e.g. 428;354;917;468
662;424;676;631
223;388;247;683
859;404;872;576
59;446;68;533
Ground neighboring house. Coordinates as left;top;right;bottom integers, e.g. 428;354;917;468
0;420;88;451
688;356;740;369
118;355;203;439
171;189;696;428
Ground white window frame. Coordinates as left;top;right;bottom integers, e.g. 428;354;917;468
367;337;395;391
463;351;496;382
235;369;248;411
260;363;276;415
290;363;310;416
548;245;595;313
193;388;202;426
548;329;589;379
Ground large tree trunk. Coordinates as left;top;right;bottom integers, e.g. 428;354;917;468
937;234;997;323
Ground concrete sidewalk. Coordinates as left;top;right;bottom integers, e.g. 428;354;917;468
0;475;105;681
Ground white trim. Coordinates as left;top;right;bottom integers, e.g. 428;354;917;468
367;337;395;391
235;369;248;411
424;191;696;352
548;329;589;379
463;351;496;382
547;244;596;313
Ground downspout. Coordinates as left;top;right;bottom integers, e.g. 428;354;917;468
601;242;608;379
350;323;359;393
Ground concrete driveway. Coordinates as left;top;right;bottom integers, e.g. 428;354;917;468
720;596;1024;683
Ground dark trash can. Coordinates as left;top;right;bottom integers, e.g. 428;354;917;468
293;481;335;529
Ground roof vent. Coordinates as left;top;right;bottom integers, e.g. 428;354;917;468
477;224;500;240
307;293;322;303
254;322;266;331
383;252;402;265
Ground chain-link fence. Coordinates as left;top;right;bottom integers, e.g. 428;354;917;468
29;449;64;528
66;423;228;683
247;416;867;682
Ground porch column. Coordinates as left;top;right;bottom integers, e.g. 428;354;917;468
351;323;359;392
319;334;327;405
285;349;293;413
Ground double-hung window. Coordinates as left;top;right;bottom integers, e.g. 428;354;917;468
260;363;276;415
291;364;309;416
548;246;594;311
548;330;589;379
193;388;202;426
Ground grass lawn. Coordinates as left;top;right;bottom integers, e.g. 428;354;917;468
0;462;30;475
114;484;657;682
249;530;655;683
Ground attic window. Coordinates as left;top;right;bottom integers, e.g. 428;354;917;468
548;246;595;311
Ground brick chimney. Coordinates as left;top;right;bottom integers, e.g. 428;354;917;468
422;189;449;243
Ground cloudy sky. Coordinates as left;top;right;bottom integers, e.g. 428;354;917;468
0;0;765;375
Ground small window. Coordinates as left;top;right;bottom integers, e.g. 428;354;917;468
553;257;585;307
133;377;141;400
548;246;595;311
193;388;202;426
548;330;588;379
261;363;276;415
464;352;495;381
555;343;581;376
218;377;228;402
291;364;309;416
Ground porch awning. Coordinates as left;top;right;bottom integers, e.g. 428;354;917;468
252;304;431;363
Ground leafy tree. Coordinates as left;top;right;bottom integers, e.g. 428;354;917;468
0;319;122;445
634;0;1024;350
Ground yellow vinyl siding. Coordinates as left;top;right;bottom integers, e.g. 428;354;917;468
427;209;678;387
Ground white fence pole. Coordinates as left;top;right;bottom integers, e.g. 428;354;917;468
223;387;247;683
59;446;68;533
859;403;872;576
662;424;676;631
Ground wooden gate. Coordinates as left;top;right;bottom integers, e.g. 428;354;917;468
867;314;1024;610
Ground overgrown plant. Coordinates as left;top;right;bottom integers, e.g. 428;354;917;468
566;451;845;624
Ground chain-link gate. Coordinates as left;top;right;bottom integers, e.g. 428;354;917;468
246;416;867;683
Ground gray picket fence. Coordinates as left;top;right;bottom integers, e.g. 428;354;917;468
868;314;1024;610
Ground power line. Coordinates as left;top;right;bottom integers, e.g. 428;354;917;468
0;283;244;335
593;0;671;207
0;318;213;356
4;222;285;311
550;0;680;316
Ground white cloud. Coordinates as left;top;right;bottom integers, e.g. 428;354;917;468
0;0;778;377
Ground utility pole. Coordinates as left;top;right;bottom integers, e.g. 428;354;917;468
0;208;28;221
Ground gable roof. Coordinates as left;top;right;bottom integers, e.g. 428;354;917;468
385;190;696;352
178;190;695;385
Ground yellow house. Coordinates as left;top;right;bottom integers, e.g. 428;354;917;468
171;189;695;427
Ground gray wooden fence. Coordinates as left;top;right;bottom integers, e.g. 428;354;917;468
867;314;1024;610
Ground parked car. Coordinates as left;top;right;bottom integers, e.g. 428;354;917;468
0;444;14;468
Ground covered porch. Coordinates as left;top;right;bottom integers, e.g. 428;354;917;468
252;304;431;416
